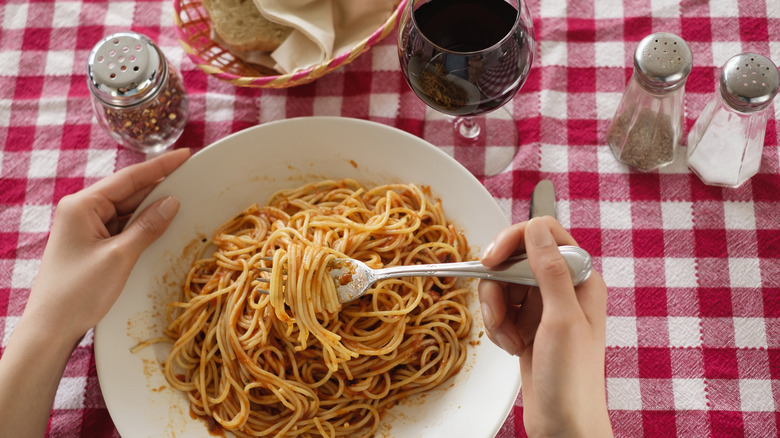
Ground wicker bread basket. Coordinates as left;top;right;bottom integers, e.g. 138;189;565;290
173;0;406;88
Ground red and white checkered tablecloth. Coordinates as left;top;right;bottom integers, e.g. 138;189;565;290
1;0;779;436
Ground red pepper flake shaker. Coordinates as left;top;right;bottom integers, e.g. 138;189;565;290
87;32;189;155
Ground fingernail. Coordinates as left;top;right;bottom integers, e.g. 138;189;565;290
156;196;180;221
494;332;521;356
527;217;555;248
481;301;496;329
482;241;495;259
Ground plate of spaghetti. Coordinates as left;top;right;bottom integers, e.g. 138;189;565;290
94;117;519;437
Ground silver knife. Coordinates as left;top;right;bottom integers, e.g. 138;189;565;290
530;179;557;219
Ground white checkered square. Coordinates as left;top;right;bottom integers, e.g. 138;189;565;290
11;259;40;289
668;317;702;347
205;94;235;122
19;205;52;233
313;96;343;116
673;378;708;410
739;380;774;411
607;378;642;410
728;258;761;288
28;149;60;178
0;51;21;76
606;316;638;347
723;201;756;229
53;377;86;409
594;0;624;18
665;258;697;287
369;94;398;118
594;42;625;67
597;144;624;173
709;0;740;17
733;317;767;348
539;41;567;67
2;316;20;348
770;43;780;68
540;144;568;172
492;196;512;223
36;98;68;126
104;1;135;27
539;90;567;119
3;3;28;29
259;95;286;123
600;201;632;229
650;0;681;17
596;92;621;120
556;200;570;228
602;257;635;287
84;149;116;178
711;42;745;68
539;0;567;17
371;45;398;71
44;50;76;76
661;201;693;229
52;2;81;28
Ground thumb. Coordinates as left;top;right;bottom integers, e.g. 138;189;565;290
524;217;579;315
117;196;180;259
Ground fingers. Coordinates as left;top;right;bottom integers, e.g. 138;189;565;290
478;280;532;356
524;217;582;318
92;148;190;205
574;270;608;331
481;217;576;268
114;196;180;260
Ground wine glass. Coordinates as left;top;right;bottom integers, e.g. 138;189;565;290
397;0;535;176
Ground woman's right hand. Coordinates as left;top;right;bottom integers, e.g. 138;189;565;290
478;216;613;437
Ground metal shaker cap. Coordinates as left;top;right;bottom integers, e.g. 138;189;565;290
87;32;167;107
633;32;693;92
720;53;779;113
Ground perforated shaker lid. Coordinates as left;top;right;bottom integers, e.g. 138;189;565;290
633;32;693;91
720;53;779;113
87;32;167;107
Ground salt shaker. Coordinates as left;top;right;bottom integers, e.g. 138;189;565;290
687;53;779;187
606;33;692;171
87;32;189;155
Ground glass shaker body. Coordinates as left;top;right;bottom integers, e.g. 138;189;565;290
87;32;189;155
606;32;692;171
687;53;779;187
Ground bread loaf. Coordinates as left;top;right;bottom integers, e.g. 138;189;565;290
202;0;292;52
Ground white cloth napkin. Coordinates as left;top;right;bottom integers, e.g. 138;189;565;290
253;0;397;74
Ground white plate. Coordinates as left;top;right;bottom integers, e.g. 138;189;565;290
94;117;519;438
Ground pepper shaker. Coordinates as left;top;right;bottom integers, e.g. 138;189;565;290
606;32;693;171
687;53;779;187
87;32;189;155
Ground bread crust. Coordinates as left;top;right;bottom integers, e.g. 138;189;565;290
202;0;292;52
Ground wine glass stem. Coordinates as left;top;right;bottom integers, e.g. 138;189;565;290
455;116;480;140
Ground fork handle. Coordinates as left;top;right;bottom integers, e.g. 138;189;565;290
372;245;592;287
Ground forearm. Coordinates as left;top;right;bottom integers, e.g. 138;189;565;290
0;311;80;437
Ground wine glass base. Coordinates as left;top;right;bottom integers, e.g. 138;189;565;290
420;106;518;177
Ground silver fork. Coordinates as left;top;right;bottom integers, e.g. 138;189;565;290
256;245;592;303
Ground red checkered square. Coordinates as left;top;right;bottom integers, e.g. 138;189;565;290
699;288;733;317
642;410;677;437
709;410;744;437
663;230;696;258
638;347;673;379
674;410;710;438
666;288;701;317
635;287;668;317
704;348;740;379
694;229;728;257
743;412;777;438
633;229;665;257
736;349;771;380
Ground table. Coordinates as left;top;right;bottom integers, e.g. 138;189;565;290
1;0;779;436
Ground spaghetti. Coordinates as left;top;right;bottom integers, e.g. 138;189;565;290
162;179;472;437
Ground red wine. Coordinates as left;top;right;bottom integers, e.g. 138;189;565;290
414;0;518;53
399;0;533;117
